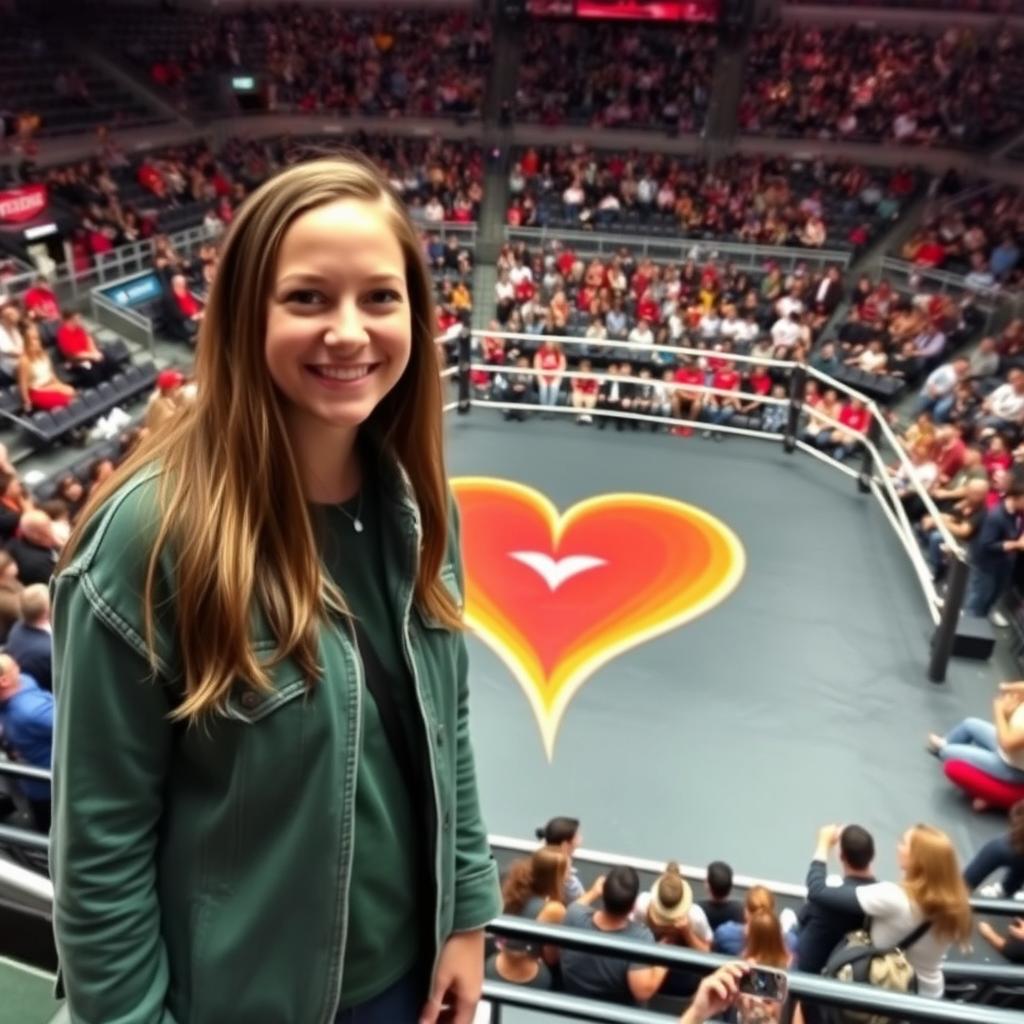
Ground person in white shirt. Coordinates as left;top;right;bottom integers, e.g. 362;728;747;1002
770;312;802;355
698;311;722;341
982;368;1024;431
915;357;968;420
423;196;445;223
0;303;25;380
628;319;654;348
809;824;971;999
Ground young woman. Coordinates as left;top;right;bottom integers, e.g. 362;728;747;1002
537;815;584;903
50;155;501;1024
17;322;75;413
534;339;566;413
809;824;972;998
502;847;570;967
737;909;791;1023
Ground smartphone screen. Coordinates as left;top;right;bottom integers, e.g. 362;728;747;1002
739;966;788;1002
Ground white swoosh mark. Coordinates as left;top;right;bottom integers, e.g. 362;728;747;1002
509;551;607;592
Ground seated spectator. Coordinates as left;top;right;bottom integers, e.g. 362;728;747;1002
534;340;565;414
145;369;188;433
7;510;60;586
920;478;989;581
56;310;108;387
963;798;1024;899
536;815;585;903
484;938;552;990
22;276;62;342
979;368;1024;435
978;916;1024;965
698;860;745;930
5;583;52;692
18;323;75;414
570;359;598;425
808;823;971;998
929;682;1024;799
0;651;52;831
796;826;876;1009
560;865;666;1006
502;847;571;931
0;472;32;543
915;358;969;422
738;908;791;1022
632;862;712;998
162;273;204;344
713;886;798;957
701;361;742;440
0;302;25;380
500;356;533;422
0;550;23;643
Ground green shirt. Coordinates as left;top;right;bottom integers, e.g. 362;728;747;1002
317;477;423;1008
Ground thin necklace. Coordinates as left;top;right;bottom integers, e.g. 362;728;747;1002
336;490;364;534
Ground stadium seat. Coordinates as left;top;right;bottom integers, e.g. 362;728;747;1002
943;760;1024;811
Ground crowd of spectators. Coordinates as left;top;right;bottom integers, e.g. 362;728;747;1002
514;21;716;131
740;24;1024;148
901;184;1023;290
126;6;491;117
508;147;918;251
491;814;1024;1019
23;132;482;273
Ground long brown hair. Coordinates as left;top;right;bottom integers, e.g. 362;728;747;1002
502;848;569;915
744;909;789;969
902;825;972;945
58;154;459;720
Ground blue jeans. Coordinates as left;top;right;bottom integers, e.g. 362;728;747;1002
966;562;1011;617
335;970;424;1023
940;717;1024;784
963;833;1024;895
538;380;561;407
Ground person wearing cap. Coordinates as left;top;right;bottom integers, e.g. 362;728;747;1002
633;862;713;998
145;369;187;433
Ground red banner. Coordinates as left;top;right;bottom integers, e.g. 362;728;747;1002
0;184;47;224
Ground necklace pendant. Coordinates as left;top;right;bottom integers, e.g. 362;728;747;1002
353;518;364;533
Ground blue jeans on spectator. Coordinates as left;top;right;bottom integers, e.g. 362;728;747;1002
925;529;947;579
335;970;424;1023
966;562;1012;617
940;718;1024;784
915;392;955;423
963;833;1024;896
705;404;735;427
538;380;561;408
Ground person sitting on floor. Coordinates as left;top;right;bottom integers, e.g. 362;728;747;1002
964;799;1024;900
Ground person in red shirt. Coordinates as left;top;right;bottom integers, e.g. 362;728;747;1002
671;358;705;435
163;273;203;345
570;358;598;425
934;424;966;484
56;310;106;386
983;433;1013;477
912;234;946;269
827;397;872;462
702;361;742;440
23;277;61;342
738;366;773;416
636;289;660;326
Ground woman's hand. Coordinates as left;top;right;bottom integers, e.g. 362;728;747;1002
681;962;749;1024
420;930;485;1024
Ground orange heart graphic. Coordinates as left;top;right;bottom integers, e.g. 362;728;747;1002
451;477;745;758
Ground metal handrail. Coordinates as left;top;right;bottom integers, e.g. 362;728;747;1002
488;916;1024;1023
505;226;854;271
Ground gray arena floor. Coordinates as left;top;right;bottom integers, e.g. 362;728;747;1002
445;411;1008;887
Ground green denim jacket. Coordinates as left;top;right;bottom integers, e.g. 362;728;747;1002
49;455;501;1024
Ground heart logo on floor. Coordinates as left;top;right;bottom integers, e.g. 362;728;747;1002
451;477;745;758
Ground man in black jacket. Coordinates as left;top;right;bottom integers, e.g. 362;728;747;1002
798;824;876;1024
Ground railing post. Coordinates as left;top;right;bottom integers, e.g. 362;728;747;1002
929;556;969;684
457;328;471;415
857;415;880;494
784;365;806;454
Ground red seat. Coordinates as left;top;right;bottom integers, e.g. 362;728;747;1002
944;759;1024;810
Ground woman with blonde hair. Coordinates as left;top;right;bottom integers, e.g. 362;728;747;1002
49;154;500;1024
810;824;971;997
17;321;75;413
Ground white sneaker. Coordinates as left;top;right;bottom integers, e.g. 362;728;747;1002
991;610;1010;628
979;882;1005;899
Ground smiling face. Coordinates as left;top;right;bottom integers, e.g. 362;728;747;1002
265;198;412;443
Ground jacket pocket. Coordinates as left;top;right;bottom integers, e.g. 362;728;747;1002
222;644;309;724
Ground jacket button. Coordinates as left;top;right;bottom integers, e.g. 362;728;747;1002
241;690;260;709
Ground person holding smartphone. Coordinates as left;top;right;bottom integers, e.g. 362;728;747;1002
50;154;501;1024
